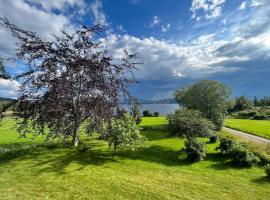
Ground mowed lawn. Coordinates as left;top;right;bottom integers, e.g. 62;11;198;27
225;118;270;139
0;117;269;200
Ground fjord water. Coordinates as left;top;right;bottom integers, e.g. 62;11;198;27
124;104;179;116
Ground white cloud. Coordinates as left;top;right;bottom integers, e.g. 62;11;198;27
0;79;20;98
191;0;226;20
0;0;75;57
90;0;107;26
239;1;247;10
105;33;246;81
251;0;266;7
149;16;161;27
161;23;171;32
26;0;86;12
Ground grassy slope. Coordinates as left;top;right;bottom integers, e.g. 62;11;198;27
225;119;270;139
0;117;269;200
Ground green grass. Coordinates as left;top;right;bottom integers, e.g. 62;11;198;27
225;118;270;139
139;116;168;127
0;117;269;199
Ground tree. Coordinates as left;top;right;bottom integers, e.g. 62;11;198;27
167;109;213;162
1;17;139;146
232;95;252;111
142;110;152;117
130;98;141;120
107;113;144;152
167;109;214;140
253;96;259;107
174;80;231;130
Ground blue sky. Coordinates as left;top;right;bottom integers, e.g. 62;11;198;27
0;0;269;99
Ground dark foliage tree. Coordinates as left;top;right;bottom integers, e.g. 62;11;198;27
0;17;139;146
232;95;252;111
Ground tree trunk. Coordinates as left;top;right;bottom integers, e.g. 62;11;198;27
72;126;79;146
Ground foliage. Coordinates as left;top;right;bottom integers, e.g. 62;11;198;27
174;80;232;130
229;144;260;167
107;114;144;152
184;139;206;162
153;112;160;117
142;110;152;117
218;138;236;154
229;106;270;120
209;135;218;143
231;96;252;112
1;118;270;199
167;109;214;140
0;17;139;146
130;99;141;120
265;165;270;178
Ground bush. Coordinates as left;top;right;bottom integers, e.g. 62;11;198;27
185;139;206;162
217;138;236;154
209;135;218;143
265;165;270;178
167;109;214;139
107;114;144;152
153;112;160;117
229;145;259;167
142;110;152;117
253;114;267;120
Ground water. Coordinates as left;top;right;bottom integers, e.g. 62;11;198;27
124;104;179;116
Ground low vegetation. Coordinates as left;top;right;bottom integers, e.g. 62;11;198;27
0;117;269;199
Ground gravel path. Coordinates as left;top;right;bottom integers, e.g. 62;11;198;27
223;127;270;144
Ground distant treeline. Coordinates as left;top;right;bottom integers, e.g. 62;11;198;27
122;98;177;104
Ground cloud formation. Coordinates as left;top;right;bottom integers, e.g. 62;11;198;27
191;0;226;20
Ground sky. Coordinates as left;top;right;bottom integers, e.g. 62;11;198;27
0;0;269;100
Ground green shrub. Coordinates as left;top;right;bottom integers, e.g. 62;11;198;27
217;138;236;154
253;152;270;165
253;114;267;120
185;139;206;162
265;165;270;178
153;112;160;117
107;114;144;152
167;109;214;139
229;145;259;167
209;135;218;143
142;110;152;117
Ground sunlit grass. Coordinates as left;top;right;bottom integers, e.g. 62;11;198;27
225;118;270;139
0;117;269;199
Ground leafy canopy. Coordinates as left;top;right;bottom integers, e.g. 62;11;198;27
0;17;139;146
174;80;231;130
167;109;214;140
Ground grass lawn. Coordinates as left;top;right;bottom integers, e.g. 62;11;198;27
225;118;270;139
0;117;269;200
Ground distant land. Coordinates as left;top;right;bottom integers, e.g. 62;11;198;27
0;97;14;102
121;98;177;104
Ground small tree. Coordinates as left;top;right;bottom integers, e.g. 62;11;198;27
1;17;139;146
130;99;141;120
174;80;231;130
153;112;160;117
107;113;144;152
167;109;214;162
167;109;214;140
142;110;152;117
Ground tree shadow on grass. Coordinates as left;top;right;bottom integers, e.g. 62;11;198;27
251;176;270;184
117;145;191;166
